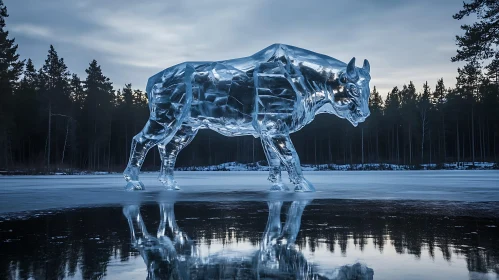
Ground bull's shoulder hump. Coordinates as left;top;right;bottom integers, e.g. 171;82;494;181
278;44;347;68
145;61;210;94
244;43;347;70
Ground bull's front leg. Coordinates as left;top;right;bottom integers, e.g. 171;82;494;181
261;133;315;192
262;144;288;191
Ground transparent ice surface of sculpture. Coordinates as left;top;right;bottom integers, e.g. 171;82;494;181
123;44;372;192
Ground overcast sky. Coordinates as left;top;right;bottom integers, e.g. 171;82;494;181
5;0;474;96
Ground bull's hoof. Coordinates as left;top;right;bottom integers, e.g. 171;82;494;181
163;183;180;191
159;175;180;191
123;166;139;182
269;182;289;192
125;180;145;191
294;178;315;192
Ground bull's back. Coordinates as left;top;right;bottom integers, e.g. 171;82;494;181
144;44;343;134
145;44;294;98
146;43;344;97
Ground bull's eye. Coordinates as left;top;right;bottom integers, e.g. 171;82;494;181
340;75;347;84
347;83;359;97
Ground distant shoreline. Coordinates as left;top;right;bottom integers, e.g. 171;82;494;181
1;161;497;175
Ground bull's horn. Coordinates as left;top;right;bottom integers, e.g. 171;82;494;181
363;59;370;74
346;57;358;81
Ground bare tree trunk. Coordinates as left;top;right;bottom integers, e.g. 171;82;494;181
349;135;353;164
252;137;255;163
343;136;346;164
125;125;128;163
429;129;432;165
396;126;400;164
7;135;13;168
208;136;212;165
28;137;32;166
47;102;52;169
486;120;490;161
361;127;364;165
236;137;239;163
479;119;483;163
391;128;394;162
462;131;465;163
469;117;472;163
328;133;332;163
442;114;446;162
481;121;485;163
421;113;426;163
456;118;460;167
494;130;497;163
392;127;395;162
472;106;475;165
61;118;69;165
314;134;317;165
409;124;412;165
376;128;379;162
108;119;112;171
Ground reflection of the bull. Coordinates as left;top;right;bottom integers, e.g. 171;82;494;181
123;201;374;280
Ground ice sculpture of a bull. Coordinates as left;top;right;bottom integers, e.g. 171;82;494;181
124;44;371;192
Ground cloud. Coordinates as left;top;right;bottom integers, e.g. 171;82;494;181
34;1;268;71
11;24;53;38
5;0;473;96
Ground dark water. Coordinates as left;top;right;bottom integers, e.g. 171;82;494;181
1;199;498;280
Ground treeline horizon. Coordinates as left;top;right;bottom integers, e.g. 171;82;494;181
0;0;498;172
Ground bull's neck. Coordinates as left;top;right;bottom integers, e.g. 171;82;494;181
303;88;331;116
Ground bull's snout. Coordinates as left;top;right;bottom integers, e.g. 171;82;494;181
353;107;370;124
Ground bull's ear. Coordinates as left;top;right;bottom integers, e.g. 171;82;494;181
363;59;370;74
346;57;358;81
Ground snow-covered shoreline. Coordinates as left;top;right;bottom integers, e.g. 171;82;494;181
176;161;499;171
1;161;497;175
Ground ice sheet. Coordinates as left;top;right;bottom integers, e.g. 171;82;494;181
1;170;499;215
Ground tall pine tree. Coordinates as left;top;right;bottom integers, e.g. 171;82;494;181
83;60;114;170
368;86;383;161
0;0;24;168
418;82;432;163
38;45;71;168
14;59;40;164
452;0;499;65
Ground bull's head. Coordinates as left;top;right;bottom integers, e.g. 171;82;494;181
331;57;371;126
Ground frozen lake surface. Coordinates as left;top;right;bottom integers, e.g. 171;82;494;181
1;171;498;279
0;170;498;215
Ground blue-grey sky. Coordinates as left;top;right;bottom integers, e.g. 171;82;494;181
5;0;473;96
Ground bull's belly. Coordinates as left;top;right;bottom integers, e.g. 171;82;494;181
184;101;308;137
198;121;258;137
186;102;258;137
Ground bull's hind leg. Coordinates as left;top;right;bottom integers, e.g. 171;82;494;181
157;125;198;190
262;143;288;191
261;134;315;192
124;120;180;191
